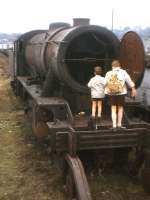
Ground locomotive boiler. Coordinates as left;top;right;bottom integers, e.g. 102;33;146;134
10;18;150;200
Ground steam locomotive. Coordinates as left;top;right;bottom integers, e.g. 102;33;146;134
10;18;150;200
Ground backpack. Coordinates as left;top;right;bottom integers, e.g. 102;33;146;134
107;72;124;95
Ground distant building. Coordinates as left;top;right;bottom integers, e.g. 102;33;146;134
0;42;14;49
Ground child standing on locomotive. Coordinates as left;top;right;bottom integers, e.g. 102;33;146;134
88;66;105;119
105;60;137;129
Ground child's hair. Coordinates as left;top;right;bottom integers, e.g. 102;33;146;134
94;66;102;75
112;60;121;67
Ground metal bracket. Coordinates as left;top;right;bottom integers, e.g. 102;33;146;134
67;127;77;157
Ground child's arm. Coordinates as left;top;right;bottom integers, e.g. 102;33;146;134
124;71;137;97
87;78;93;88
104;72;109;86
102;77;107;86
124;71;135;88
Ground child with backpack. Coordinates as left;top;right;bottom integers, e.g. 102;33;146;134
105;60;137;129
88;66;105;119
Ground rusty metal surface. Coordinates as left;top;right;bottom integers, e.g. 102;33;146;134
16;22;120;95
55;128;146;152
73;18;90;26
24;26;69;78
17;76;68;104
16;30;45;77
67;129;77;157
17;76;74;122
65;154;92;200
120;31;145;87
32;104;52;139
49;22;70;31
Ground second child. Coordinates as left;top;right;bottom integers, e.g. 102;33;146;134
88;66;105;119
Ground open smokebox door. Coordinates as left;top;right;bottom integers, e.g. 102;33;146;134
120;31;145;88
119;31;145;110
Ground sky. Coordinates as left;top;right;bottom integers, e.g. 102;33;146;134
0;0;150;33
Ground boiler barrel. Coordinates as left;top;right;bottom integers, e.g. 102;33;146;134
24;23;120;95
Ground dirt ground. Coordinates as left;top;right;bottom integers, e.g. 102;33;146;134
0;55;150;200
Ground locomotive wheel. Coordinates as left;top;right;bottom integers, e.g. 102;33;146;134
65;154;92;200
